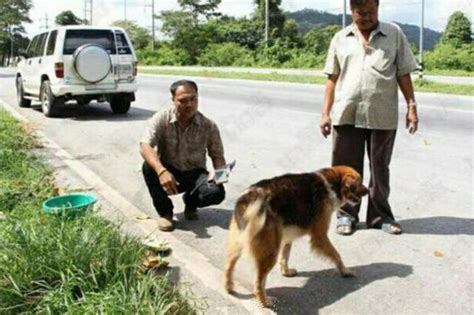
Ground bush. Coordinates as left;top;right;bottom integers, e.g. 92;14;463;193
424;43;474;71
255;40;293;67
136;45;191;66
197;42;254;66
254;40;326;68
282;49;326;68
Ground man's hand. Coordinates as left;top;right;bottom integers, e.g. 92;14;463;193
406;105;419;135
158;169;178;195
207;170;215;183
320;114;332;138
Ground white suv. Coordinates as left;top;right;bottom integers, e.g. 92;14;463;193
16;25;138;117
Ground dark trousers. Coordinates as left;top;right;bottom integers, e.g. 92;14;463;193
142;162;225;217
332;125;397;226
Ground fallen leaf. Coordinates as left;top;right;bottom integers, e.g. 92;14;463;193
138;252;170;273
423;139;431;146
434;250;444;257
53;187;66;196
134;212;151;220
143;239;172;256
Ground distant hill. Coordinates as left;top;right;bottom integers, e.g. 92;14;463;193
285;8;442;50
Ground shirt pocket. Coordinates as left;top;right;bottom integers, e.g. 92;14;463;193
370;48;395;75
189;140;206;156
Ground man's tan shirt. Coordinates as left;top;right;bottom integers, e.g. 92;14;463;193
324;22;418;129
141;107;225;171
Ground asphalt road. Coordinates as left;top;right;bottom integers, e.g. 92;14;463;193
1;68;473;314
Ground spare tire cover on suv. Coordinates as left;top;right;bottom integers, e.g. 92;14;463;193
73;44;111;83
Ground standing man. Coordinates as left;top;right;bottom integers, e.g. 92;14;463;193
140;80;226;232
320;0;419;235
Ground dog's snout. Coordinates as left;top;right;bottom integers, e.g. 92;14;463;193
358;185;369;196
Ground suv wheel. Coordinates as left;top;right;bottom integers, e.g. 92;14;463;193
16;77;31;108
41;80;63;117
110;97;131;114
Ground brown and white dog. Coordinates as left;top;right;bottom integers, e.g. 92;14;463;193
224;166;369;307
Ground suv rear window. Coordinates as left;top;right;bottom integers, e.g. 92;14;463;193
63;29;116;55
115;31;132;55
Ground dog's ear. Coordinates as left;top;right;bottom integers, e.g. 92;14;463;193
342;174;368;197
341;175;356;196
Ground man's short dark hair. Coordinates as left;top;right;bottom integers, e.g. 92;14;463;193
170;80;198;98
350;0;379;8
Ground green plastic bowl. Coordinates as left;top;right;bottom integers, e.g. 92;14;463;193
42;193;97;218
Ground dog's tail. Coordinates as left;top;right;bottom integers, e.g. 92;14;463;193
240;187;267;245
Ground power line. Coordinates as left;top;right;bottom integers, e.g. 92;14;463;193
39;13;49;30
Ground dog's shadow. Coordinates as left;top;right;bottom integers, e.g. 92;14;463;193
174;207;233;239
266;262;413;314
398;216;474;235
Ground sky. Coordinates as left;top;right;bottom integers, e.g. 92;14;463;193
25;0;473;38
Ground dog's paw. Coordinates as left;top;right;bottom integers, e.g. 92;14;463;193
258;295;277;308
340;267;356;278
281;268;298;277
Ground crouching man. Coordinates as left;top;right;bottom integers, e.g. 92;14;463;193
140;80;226;231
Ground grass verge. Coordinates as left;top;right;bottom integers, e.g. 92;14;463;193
0;108;201;314
425;69;473;77
139;68;474;96
140;68;328;85
412;79;473;96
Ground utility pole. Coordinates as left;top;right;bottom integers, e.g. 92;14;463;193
145;0;155;51
40;14;49;30
419;0;425;79
9;26;14;66
264;0;269;47
342;0;347;28
151;0;155;51
124;0;127;22
84;0;93;25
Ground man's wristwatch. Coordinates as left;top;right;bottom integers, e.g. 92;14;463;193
408;102;417;108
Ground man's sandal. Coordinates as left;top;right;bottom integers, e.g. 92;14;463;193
336;216;355;236
369;219;402;235
381;222;402;235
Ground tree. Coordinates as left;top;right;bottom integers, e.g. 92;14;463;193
159;0;223;63
441;11;472;48
281;19;302;48
0;0;32;65
304;25;339;55
209;16;261;49
177;0;221;19
55;10;83;26
0;0;31;32
160;10;218;63
111;20;150;50
253;0;286;40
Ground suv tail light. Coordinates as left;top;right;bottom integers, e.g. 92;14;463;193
133;61;138;76
55;62;64;78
